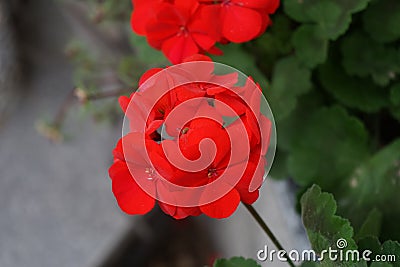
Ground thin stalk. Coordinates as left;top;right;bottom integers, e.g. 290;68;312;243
53;88;76;128
243;203;296;267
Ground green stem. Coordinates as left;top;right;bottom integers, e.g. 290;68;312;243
244;204;296;267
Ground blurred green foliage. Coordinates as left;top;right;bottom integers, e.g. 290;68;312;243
301;185;400;267
301;185;366;267
249;0;400;261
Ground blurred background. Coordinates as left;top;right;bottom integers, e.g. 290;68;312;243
0;0;309;266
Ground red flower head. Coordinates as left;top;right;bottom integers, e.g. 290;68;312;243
109;56;274;219
132;0;221;64
200;0;280;43
130;0;280;62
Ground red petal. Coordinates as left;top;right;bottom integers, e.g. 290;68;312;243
221;6;263;43
158;202;177;217
139;68;163;86
260;114;272;156
195;5;222;41
214;93;247;117
121;133;150;167
156;3;185;25
255;15;272;39
180;119;230;167
240;189;259;204
146;120;163;135
112;138;124;161
183;54;212;62
109;161;155;215
209;72;238;92
159;202;201;219
174;0;199;19
131;0;162;35
146;22;179;49
235;156;265;204
118;95;130;112
131;8;150;35
175;206;202;219
231;0;276;9
191;33;216;51
200;188;240;219
263;0;280;13
161;35;200;64
207;46;224;55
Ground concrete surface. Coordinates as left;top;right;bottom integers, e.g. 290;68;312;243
0;1;130;266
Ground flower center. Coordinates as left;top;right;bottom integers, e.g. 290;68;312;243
208;168;218;178
181;127;190;134
177;25;189;37
145;167;156;180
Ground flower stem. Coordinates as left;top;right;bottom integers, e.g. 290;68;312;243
243;204;296;267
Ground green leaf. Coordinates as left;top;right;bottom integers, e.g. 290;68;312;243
284;0;370;40
301;262;319;267
359;238;400;267
370;262;394;267
283;0;315;23
390;106;400;122
276;90;325;151
337;139;400;241
378;241;400;267
213;257;261;267
390;83;400;106
363;0;400;43
252;14;294;75
339;139;400;214
301;185;365;267
288;106;370;189
354;208;382;241
306;1;344;40
334;0;371;14
390;83;400;121
357;236;382;257
292;24;328;68
268;56;312;120
318;50;389;112
301;185;356;251
340;32;400;86
272;91;325;180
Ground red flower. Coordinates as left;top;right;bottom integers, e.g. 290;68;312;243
200;0;279;43
133;0;220;63
130;0;164;35
109;57;272;219
130;0;280;62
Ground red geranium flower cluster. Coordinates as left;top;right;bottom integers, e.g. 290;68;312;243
131;0;280;64
109;55;272;219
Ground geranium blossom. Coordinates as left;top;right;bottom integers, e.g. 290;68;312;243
130;0;280;63
109;55;272;219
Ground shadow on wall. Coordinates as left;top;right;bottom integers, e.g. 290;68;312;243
0;0;22;123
